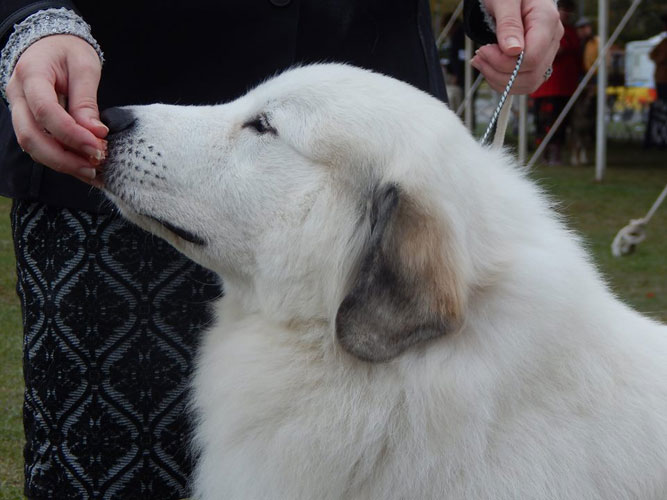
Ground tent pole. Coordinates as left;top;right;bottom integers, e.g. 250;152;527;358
595;0;609;181
464;35;474;131
519;95;528;165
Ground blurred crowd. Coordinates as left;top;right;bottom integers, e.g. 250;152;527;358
440;2;667;162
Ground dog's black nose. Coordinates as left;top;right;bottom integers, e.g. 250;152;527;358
101;107;136;134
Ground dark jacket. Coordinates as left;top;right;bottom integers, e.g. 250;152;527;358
0;0;491;212
650;36;667;85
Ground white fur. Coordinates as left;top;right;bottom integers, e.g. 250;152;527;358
103;64;667;500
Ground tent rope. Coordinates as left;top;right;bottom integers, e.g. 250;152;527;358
611;184;667;257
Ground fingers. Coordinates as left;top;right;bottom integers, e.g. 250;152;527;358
5;35;107;182
522;2;563;71
9;93;103;187
471;50;540;94
485;0;525;56
22;75;106;160
67;54;108;139
473;44;520;76
471;35;559;94
472;0;563;94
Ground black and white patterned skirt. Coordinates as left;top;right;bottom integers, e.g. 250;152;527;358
11;200;222;499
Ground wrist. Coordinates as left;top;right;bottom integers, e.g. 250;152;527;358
0;7;103;101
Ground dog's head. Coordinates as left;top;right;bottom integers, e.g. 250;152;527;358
103;64;493;361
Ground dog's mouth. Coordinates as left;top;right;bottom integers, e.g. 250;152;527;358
103;182;206;246
147;215;207;246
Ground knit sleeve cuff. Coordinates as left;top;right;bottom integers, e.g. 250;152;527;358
478;0;497;35
0;7;103;101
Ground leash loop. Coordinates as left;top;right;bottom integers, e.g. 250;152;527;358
480;51;524;146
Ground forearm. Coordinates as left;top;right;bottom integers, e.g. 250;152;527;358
0;7;103;100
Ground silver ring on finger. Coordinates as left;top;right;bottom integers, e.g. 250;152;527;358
544;66;553;81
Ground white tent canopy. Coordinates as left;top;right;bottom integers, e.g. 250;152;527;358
625;33;666;88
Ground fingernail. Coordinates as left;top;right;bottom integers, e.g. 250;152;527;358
83;146;106;161
92;119;109;133
90;153;107;167
505;36;522;50
474;49;488;61
79;167;97;180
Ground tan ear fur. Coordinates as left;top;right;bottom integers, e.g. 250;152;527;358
388;194;465;322
335;185;465;362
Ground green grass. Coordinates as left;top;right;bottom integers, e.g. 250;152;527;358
0;143;664;498
529;143;666;322
0;197;24;500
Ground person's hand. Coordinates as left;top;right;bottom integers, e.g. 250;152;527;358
470;0;563;94
5;34;108;186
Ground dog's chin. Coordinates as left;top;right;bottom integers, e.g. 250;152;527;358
104;190;207;247
145;215;207;246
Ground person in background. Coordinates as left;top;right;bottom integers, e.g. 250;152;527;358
577;17;600;76
0;0;563;498
530;0;581;165
645;13;667;148
570;16;598;165
650;13;667;101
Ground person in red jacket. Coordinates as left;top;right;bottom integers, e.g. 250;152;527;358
531;0;581;165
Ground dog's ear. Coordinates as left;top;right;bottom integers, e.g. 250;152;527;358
335;184;465;362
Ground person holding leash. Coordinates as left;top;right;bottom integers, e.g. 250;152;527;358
0;1;562;497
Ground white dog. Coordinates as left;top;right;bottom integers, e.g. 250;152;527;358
102;64;667;500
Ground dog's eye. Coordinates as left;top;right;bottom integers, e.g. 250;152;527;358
243;114;276;135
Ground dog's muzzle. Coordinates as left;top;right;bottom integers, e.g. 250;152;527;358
101;107;136;135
